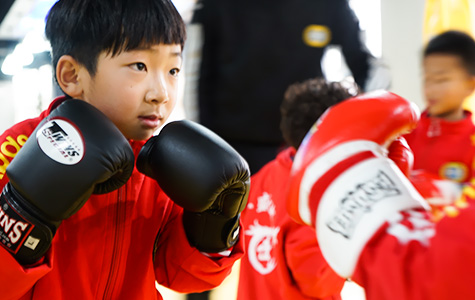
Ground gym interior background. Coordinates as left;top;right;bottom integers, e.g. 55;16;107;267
0;0;430;134
0;0;472;299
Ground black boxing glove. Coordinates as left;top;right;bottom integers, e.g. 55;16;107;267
0;99;135;265
137;120;250;253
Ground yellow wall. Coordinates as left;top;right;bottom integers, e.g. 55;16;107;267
423;0;475;112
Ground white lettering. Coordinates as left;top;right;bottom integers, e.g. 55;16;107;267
0;211;16;233
327;171;401;238
9;221;28;244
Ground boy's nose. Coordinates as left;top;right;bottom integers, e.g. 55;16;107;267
145;85;169;104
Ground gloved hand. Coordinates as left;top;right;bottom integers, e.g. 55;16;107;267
136;120;250;253
0;100;135;265
286;90;429;277
387;137;414;177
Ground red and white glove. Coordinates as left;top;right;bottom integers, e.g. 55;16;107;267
286;90;429;278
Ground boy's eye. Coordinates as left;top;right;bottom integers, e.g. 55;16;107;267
426;77;449;84
132;62;147;71
170;68;180;77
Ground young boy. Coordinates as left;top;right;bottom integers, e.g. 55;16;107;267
0;0;249;299
237;77;356;300
404;30;475;183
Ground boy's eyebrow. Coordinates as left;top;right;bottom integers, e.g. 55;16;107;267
429;69;450;75
133;46;183;57
170;51;183;58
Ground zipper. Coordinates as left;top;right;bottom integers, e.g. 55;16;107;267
103;185;127;299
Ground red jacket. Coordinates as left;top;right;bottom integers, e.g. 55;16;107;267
0;97;244;300
403;110;475;183
353;184;475;299
237;147;344;300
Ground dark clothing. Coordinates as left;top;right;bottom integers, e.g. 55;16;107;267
192;0;372;157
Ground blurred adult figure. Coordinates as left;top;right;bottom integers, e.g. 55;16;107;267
183;0;390;175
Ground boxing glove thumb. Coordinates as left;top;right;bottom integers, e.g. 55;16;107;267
387;137;414;177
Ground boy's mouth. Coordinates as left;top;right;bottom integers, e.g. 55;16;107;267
139;115;161;128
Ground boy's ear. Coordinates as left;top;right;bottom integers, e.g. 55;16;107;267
467;75;475;97
470;75;475;89
56;55;84;98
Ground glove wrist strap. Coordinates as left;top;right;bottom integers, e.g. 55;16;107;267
0;184;55;265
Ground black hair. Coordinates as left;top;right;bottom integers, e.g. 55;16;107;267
424;30;475;75
45;0;186;77
280;77;357;149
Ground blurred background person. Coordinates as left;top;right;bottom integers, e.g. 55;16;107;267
423;0;475;114
405;30;475;183
238;77;357;300
403;30;475;219
183;0;391;176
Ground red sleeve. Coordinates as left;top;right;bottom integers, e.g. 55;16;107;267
0;247;52;300
0;112;51;300
353;188;475;299
283;220;345;298
153;203;244;293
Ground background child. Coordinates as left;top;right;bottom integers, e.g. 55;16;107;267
0;0;249;299
404;30;475;184
237;77;357;300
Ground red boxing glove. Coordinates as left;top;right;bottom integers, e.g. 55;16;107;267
286;90;429;277
387;137;413;177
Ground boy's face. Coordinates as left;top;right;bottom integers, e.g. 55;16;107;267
77;44;182;140
423;53;475;120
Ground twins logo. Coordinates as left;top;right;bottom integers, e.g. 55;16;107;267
0;198;32;253
37;119;84;165
327;170;401;239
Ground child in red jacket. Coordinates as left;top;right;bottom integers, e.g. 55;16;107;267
404;30;475;184
0;1;249;299
238;77;357;300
